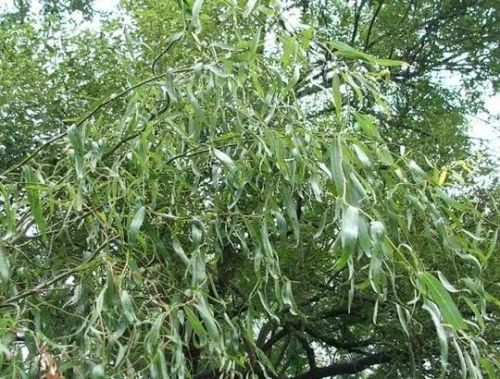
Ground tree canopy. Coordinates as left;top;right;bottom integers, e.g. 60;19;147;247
0;1;499;378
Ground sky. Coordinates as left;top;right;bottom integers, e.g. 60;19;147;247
1;0;499;171
469;95;500;165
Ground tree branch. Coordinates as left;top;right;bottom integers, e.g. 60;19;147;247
363;0;384;52
291;352;393;379
351;0;368;45
291;328;316;369
262;327;290;352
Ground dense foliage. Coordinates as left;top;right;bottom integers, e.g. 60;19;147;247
0;1;498;378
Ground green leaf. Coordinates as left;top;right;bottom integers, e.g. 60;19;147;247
172;236;190;265
129;206;146;243
121;290;138;324
408;160;426;182
418;272;466;330
274;211;287;239
332;71;342;123
328;139;346;194
485;228;498;264
250;27;261;56
437;271;459;293
329;40;374;63
423;302;449;379
284;190;300;242
258;290;280;322
214;148;235;168
282;278;298;315
145;313;166;354
91;365;106;378
192;0;204;33
352;144;371;167
374;58;406;67
396;304;410;336
23;166;47;243
0;247;9;283
286;64;300;93
452;338;467;379
184;305;208;340
67;125;85;179
243;0;258;18
194;295;220;342
206;64;230;78
341;205;359;249
354;113;380;140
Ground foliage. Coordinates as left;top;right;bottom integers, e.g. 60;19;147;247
0;6;129;171
297;0;499;165
0;1;499;378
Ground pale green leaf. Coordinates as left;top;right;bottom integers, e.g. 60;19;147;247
23;166;47;243
184;305;208;340
121;290;137;324
419;272;466;330
0;247;9;282
332;71;342;123
192;0;204;33
214;148;235;168
437;271;459;293
67;125;85;178
243;0;258;18
328;139;345;194
341;205;359;248
423;302;448;379
129;206;145;243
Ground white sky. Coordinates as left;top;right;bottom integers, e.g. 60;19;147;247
469;95;500;165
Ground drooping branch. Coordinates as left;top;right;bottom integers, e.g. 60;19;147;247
291;352;393;379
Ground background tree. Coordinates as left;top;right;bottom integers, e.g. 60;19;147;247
292;0;499;165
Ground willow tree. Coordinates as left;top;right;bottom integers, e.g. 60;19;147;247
0;1;498;378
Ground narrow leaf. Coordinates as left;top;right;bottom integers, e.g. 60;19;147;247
184;306;208;340
67;125;85;178
172;236;190;266
121;290;137;324
214;148;235;168
23;166;47;242
243;0;258;18
328;139;345;194
419;272;466;330
332;71;342;123
341;205;359;248
423;302;448;378
0;247;9;282
129;206;145;243
192;0;204;33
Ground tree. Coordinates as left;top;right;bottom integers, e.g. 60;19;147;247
0;1;498;378
292;0;499;165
